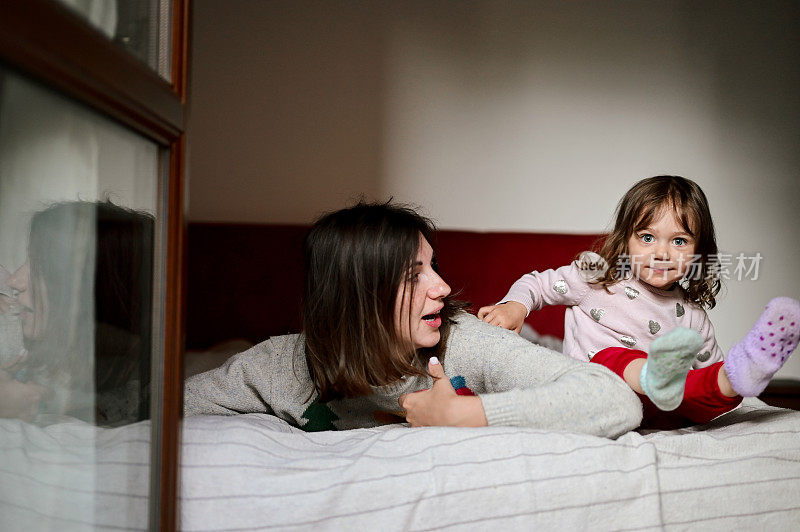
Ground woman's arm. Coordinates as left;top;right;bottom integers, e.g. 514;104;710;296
449;314;642;438
183;338;287;416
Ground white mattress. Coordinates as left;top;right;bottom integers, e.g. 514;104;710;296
1;397;799;531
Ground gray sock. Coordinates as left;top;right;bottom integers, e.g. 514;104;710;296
640;328;703;411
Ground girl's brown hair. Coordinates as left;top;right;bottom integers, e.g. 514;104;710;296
302;200;466;402
596;175;721;308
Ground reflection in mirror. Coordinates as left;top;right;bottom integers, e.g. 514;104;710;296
0;68;160;529
1;201;154;425
55;0;173;80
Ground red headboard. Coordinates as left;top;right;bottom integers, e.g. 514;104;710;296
186;223;601;350
433;230;600;339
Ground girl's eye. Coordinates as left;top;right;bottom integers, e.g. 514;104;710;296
640;234;655;244
673;237;687;246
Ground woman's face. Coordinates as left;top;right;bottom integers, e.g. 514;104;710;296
394;235;451;350
5;261;46;339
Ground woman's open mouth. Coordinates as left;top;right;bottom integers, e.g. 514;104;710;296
421;311;442;328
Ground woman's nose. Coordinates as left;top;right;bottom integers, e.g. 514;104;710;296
429;276;451;299
5;263;29;293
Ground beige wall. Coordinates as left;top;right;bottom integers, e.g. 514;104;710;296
187;0;800;379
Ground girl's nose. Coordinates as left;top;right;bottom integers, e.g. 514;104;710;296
654;243;670;260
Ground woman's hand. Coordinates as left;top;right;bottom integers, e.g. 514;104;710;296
0;349;28;372
477;301;527;333
0;293;15;314
398;357;487;427
0;370;46;421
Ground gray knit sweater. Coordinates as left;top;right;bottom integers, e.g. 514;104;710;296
184;312;642;438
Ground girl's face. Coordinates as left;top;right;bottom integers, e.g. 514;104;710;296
394;235;451;350
627;207;697;289
4;261;46;339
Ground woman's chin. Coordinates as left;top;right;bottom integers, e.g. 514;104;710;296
413;330;441;350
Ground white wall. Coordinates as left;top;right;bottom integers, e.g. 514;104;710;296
188;0;800;379
187;1;385;222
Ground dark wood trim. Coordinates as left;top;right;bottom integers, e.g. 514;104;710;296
0;0;183;145
159;4;191;530
171;0;191;102
159;134;187;532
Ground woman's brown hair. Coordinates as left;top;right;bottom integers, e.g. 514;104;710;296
26;200;154;424
302;200;466;402
595;175;721;308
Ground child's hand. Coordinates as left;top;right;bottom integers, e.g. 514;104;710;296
477;301;527;333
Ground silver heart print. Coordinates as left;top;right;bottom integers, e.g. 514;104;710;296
553;280;568;295
620;335;637;347
696;351;711;362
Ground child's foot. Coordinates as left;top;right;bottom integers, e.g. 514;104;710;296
724;297;800;397
640;328;703;411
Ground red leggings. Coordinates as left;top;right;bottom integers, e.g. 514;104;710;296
591;347;743;430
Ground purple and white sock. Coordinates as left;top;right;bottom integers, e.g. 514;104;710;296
725;297;800;397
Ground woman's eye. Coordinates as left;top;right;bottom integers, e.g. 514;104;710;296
673;237;687;246
640;234;654;243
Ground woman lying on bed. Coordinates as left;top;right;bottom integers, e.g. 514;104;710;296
184;201;642;437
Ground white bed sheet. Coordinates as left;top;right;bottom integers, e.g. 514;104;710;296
1;398;799;531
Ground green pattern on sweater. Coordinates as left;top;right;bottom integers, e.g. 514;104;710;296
300;401;340;431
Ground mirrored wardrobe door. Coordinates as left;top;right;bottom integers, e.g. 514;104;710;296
0;0;189;530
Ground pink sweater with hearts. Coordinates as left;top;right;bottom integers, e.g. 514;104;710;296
500;254;723;367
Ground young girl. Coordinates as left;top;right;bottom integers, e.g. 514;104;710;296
478;175;800;429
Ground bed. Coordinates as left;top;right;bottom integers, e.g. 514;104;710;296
4;224;798;530
1;397;799;530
